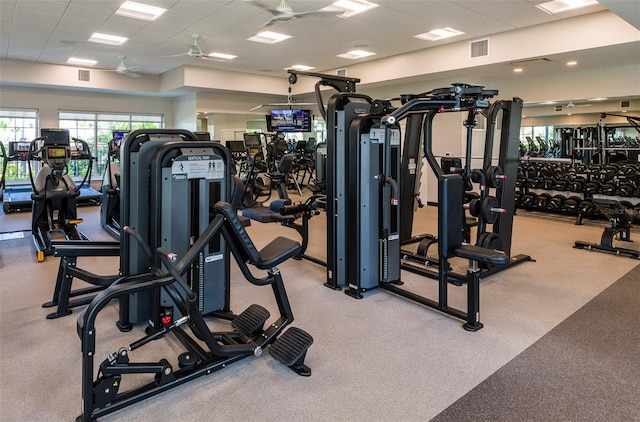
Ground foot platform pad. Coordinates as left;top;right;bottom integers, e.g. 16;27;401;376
231;304;270;335
269;327;313;376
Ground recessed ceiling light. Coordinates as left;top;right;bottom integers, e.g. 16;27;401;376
248;31;292;44
513;68;524;73
67;57;97;66
209;52;237;60
89;32;128;46
287;65;315;71
536;0;598;14
322;0;379;18
588;97;608;101
567;60;578;66
337;49;376;59
415;27;465;41
115;1;166;21
541;101;558;105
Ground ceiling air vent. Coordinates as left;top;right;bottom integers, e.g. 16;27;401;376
78;69;90;82
336;68;347;77
470;39;489;58
620;100;630;108
554;105;563;112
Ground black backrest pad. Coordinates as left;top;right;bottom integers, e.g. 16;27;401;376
438;174;465;259
214;201;261;264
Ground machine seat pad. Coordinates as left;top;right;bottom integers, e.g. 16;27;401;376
256;237;301;270
455;244;509;266
215;201;300;269
242;206;277;223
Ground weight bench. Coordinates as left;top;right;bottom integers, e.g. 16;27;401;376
574;198;640;259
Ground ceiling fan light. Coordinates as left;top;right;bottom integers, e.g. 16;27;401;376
116;1;167;21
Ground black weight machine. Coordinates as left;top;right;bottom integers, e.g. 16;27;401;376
76;201;313;421
45;130;230;321
312;79;530;330
28;129;94;262
574;198;640;259
39;129;313;421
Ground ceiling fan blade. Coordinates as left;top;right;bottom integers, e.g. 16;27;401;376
127;66;142;72
200;56;225;62
123;71;140;78
293;10;337;18
249;102;316;111
164;52;190;58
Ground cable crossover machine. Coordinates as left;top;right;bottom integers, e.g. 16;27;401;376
288;70;532;330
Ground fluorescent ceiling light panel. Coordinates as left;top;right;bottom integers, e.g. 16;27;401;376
323;0;379;18
67;57;97;66
536;0;599;14
415;27;465;41
89;32;128;45
566;60;578;66
248;31;292;44
115;1;166;21
588;97;608;101
337;49;376;59
209;52;237;60
287;65;315;71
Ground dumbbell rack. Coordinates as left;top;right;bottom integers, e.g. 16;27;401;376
515;158;640;225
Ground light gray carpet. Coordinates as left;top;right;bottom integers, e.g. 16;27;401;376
1;203;639;421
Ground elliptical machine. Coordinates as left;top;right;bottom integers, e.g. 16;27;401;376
29;128;92;262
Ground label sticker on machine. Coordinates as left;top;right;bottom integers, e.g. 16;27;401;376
370;128;400;145
205;253;224;263
172;155;224;180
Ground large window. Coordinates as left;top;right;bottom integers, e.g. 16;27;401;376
520;125;555;157
0;108;39;184
59;111;163;178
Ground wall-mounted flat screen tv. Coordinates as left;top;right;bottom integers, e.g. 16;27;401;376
270;109;311;132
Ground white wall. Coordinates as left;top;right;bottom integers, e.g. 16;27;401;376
0;85;174;128
172;93;197;131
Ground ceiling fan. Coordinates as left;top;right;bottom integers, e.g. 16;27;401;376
249;85;316;111
250;0;338;26
101;55;141;77
168;34;220;61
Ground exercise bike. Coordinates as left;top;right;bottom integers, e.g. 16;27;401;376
28;129;92;262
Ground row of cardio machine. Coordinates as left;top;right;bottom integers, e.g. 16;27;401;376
0;128;99;261
40;129;313;422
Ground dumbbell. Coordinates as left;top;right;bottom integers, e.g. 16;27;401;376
548;194;567;211
563;196;582;214
534;193;552;209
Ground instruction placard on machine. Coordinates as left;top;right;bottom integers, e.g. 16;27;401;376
171;155;224;180
370;127;400;145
